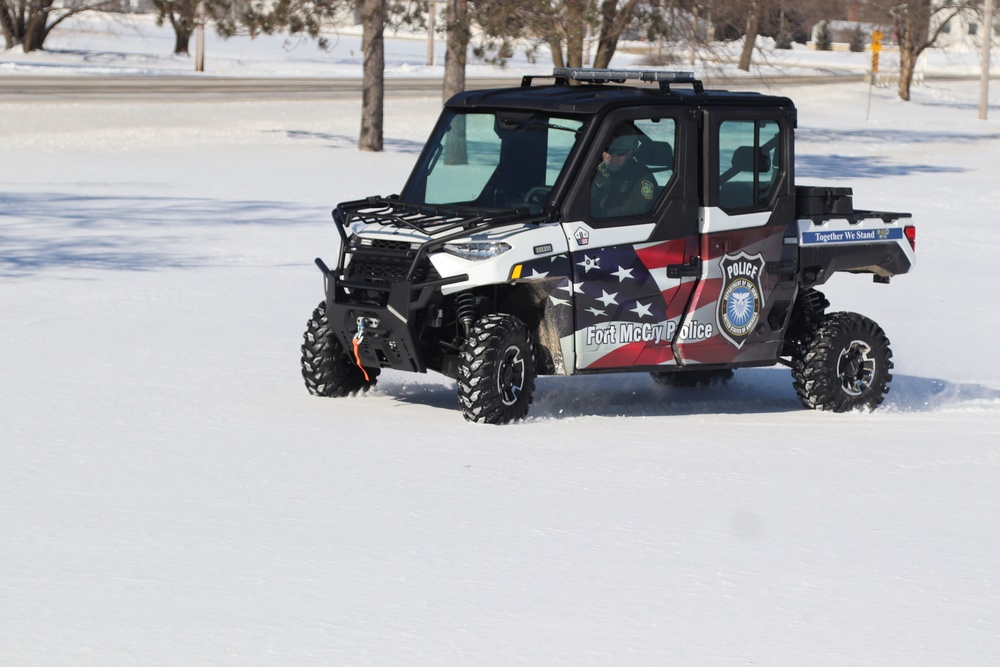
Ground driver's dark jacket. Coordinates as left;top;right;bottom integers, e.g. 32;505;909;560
590;158;657;219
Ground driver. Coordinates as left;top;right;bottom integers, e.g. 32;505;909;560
590;127;657;218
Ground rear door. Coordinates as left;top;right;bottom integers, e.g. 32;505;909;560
673;106;800;367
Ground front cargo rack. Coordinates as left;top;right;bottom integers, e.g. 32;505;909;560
333;196;549;238
323;196;550;286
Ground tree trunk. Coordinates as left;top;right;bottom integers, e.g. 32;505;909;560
897;42;916;101
737;1;761;72
564;0;586;68
174;29;191;55
892;0;942;102
443;0;468;104
21;0;53;53
549;36;566;69
359;0;385;152
1;6;18;50
166;9;194;55
563;0;587;67
566;31;584;68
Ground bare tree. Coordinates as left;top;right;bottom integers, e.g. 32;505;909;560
890;0;977;100
466;0;645;71
593;0;642;68
856;0;980;100
693;0;846;71
153;0;200;54
737;0;766;70
1;0;114;52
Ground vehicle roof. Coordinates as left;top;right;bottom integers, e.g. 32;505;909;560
447;80;796;116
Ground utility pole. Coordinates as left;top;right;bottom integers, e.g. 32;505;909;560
427;0;435;66
195;0;206;73
980;0;993;120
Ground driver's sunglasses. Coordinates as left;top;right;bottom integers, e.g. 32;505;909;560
608;147;632;156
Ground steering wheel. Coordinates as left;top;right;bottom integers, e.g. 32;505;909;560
522;186;553;210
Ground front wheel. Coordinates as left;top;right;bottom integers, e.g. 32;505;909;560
457;314;537;424
301;301;379;397
792;312;893;412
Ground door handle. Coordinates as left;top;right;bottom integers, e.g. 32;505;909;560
667;256;702;278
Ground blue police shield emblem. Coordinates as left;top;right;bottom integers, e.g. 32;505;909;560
717;252;766;349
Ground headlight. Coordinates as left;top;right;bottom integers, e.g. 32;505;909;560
441;241;512;261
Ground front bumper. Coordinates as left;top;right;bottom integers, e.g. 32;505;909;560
317;258;466;373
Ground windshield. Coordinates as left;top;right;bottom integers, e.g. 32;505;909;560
399;109;586;214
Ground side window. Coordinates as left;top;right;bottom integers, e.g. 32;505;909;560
546;120;583;187
718;119;782;210
590;117;676;220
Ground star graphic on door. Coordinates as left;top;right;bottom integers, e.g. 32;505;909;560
630;301;653;318
597;290;619;307
577;255;600;273
611;265;634;282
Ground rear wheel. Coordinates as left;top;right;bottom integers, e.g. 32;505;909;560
792;312;892;412
457;314;536;424
301;301;379;397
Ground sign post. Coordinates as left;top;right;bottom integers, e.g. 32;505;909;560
866;30;883;121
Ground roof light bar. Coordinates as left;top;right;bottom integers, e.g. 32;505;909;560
552;68;697;83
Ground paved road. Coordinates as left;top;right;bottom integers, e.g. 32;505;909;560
0;73;871;102
0;76;523;102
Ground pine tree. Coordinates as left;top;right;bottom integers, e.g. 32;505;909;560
815;20;833;51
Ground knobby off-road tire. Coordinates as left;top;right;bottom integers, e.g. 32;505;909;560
301;301;379;397
457;314;537;424
792;312;893;412
650;369;733;388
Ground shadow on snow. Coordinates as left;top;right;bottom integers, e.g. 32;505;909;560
795;126;994;180
284;129;425;153
798;127;1000;146
0;191;320;277
795;153;965;180
375;368;1000;420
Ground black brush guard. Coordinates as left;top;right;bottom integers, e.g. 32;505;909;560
315;196;549;373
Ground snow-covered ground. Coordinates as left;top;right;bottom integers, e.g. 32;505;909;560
2;13;999;666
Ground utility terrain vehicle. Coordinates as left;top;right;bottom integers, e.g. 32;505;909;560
302;69;916;423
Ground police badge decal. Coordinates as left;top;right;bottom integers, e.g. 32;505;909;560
717;252;766;348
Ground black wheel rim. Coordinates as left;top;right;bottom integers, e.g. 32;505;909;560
837;339;876;396
498;344;526;406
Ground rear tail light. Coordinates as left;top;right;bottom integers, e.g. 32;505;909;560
904;225;916;251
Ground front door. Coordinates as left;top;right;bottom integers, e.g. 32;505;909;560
560;111;702;372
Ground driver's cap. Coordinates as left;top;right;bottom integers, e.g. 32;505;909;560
608;132;639;152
